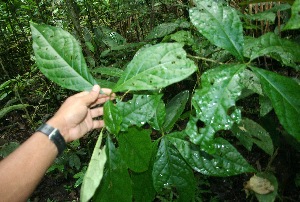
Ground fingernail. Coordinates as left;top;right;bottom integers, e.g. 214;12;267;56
92;85;100;92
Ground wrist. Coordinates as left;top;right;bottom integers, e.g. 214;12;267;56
46;118;69;143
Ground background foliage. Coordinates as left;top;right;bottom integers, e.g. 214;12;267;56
1;0;300;201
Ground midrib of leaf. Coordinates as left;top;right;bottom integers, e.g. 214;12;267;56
201;4;242;60
33;26;92;86
255;69;299;113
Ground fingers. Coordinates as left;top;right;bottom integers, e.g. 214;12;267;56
90;107;103;118
80;85;114;106
93;120;105;129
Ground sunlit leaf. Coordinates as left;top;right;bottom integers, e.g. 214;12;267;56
252;67;300;141
113;43;197;92
93;136;132;202
118;127;153;172
167;132;256;176
31;22;97;92
116;94;162;130
191;64;245;153
152;137;196;201
283;0;300;30
80;131;106;202
163;90;189;133
231;118;274;155
189;0;244;60
244;33;300;70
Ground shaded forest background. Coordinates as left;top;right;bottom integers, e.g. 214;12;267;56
1;0;300;201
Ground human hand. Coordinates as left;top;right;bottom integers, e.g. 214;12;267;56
46;85;114;142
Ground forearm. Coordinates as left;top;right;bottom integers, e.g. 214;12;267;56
0;132;58;201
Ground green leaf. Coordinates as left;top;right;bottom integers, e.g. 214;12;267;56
113;43;197;92
30;22;97;92
93;136;132;202
92;67;124;78
0;104;29;119
131;170;156;202
163;90;189;133
116;94;162;130
283;0;300;30
69;153;81;170
104;100;122;134
148;98;166;131
80;131;106;202
252;67;300;141
259;95;273;116
189;0;244;60
152;137;196;202
231;118;274;155
244;33;300;70
167;133;256;176
145;22;179;40
191;64;245;152
0;142;19;158
117;127;153;172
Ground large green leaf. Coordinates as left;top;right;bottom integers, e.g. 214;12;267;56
116;94;162;130
167;132;256;176
152;138;196;202
252;67;300;141
283;0;300;30
31;22;97;92
80;131;106;202
189;0;244;60
163;90;190;133
113;43;197;92
117;127;153;172
244;33;300;70
103;100;122;135
231;118;274;155
93;136;132;202
131;170;156;202
191;64;245;153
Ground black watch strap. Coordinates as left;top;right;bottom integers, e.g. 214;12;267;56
36;123;66;156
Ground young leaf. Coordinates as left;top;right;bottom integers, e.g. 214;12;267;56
163;90;190;133
231;118;274;155
191;64;246;153
116;94;163;130
93;136;132;202
152;138;196;202
117;127;153;172
244;33;300;70
252;67;300;141
104;100;122;134
31;22;97;92
283;0;300;30
80;131;106;202
167;133;256;176
113;43;197;92
189;0;244;60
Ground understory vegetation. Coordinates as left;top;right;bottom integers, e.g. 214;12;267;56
1;0;300;201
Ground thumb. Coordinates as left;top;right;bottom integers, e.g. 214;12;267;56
82;85;101;105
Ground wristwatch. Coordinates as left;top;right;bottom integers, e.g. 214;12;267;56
36;123;66;156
